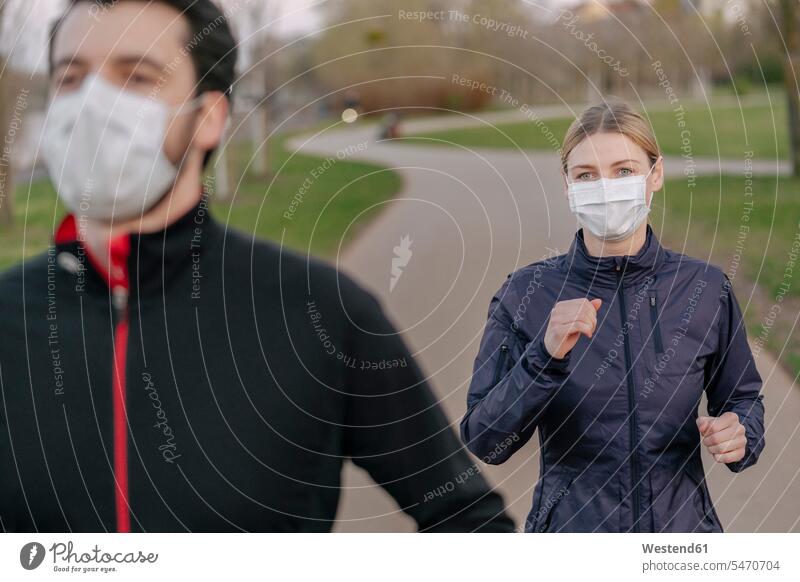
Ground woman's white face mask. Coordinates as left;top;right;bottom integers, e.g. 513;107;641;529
566;157;660;242
42;74;201;221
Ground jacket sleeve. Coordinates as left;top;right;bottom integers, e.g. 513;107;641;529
703;274;766;473
460;276;572;465
341;282;515;532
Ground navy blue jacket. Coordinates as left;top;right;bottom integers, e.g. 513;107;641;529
461;224;765;533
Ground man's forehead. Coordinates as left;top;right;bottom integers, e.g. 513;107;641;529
53;1;190;66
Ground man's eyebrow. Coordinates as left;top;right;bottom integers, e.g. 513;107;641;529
112;54;168;70
51;54;167;72
52;55;89;70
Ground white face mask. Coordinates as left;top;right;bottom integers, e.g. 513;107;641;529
566;158;660;242
42;74;200;221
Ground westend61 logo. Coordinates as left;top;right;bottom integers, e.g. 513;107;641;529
19;541;158;573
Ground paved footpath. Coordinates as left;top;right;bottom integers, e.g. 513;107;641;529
287;109;798;532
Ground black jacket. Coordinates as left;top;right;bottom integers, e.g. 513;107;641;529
0;196;513;533
461;224;765;533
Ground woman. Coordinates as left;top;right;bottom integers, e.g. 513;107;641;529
460;98;766;533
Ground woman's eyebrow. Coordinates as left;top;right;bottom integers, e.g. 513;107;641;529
611;159;641;166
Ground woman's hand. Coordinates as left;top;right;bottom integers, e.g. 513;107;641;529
697;412;747;464
543;298;602;359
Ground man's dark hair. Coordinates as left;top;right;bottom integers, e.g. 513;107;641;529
49;0;239;168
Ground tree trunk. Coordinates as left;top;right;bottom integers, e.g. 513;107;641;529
0;1;15;226
782;0;800;177
0;72;15;227
0;155;14;227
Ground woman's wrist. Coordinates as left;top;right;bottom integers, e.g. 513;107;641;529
532;335;572;373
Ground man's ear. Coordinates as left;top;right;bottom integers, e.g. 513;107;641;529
193;91;229;156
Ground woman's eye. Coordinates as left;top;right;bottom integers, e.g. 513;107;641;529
577;172;592;180
618;167;633;176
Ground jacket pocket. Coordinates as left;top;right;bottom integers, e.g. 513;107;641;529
529;470;574;533
650;466;720;532
648;293;665;354
492;343;510;385
682;467;723;532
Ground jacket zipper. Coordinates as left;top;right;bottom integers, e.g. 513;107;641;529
649;294;664;354
493;344;509;385
616;264;641;532
111;285;131;533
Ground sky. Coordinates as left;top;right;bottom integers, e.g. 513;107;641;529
1;0;738;74
0;0;316;73
1;0;334;73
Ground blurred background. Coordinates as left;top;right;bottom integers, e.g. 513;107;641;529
1;0;799;532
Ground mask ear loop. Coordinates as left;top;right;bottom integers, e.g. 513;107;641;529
644;154;661;210
211;116;233;201
645;155;661;179
166;91;208;116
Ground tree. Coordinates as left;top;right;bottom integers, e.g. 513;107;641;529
781;0;800;176
241;0;278;178
0;0;14;226
0;0;28;227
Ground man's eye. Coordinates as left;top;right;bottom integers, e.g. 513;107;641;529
59;73;82;87
129;72;155;85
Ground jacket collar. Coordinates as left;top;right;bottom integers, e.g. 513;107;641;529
564;223;667;289
53;191;219;298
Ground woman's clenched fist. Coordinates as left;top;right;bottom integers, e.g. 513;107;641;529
543;298;603;360
697;412;747;464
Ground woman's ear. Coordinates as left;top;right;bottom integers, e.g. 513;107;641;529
650;155;664;192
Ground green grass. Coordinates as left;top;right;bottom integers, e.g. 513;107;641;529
0;180;62;269
404;99;789;161
217;131;401;258
655;174;800;378
0;128;402;272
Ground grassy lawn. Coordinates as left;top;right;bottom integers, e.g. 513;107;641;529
404;98;789;161
655;174;800;377
218;131;400;258
0;128;402;272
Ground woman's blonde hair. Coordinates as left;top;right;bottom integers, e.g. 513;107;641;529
560;97;661;174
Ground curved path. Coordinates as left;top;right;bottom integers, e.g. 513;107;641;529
287;111;798;533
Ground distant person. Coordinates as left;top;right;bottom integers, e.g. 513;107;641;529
379;112;401;140
0;0;514;533
343;89;361;113
461;97;765;533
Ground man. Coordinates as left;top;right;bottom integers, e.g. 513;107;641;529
0;0;513;532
